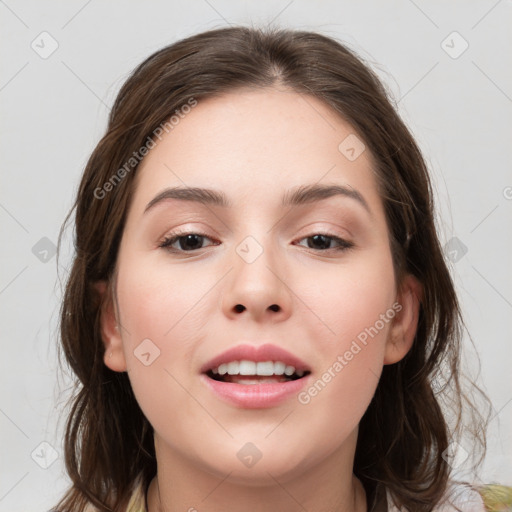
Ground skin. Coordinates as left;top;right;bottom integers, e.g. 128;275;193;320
97;86;421;512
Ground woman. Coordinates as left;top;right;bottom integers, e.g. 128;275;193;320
52;26;494;511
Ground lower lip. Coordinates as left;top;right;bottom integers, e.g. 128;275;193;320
200;373;311;409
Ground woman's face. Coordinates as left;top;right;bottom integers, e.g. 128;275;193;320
101;87;418;484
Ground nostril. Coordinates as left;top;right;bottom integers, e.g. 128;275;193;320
234;304;245;312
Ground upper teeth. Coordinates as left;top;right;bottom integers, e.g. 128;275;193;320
212;360;304;377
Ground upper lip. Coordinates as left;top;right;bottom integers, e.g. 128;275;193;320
200;343;311;374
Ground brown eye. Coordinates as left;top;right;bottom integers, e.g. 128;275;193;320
295;233;354;252
159;232;218;252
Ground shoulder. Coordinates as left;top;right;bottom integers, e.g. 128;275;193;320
126;474;148;512
48;476;150;512
79;476;148;512
434;481;487;511
385;481;487;511
477;484;512;511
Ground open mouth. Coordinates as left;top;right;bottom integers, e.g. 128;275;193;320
201;358;312;407
205;369;311;385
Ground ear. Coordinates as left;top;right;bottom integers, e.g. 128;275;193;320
384;274;422;365
94;280;127;372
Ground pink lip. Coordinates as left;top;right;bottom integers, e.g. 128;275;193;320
200;373;312;409
200;343;311;373
200;343;312;409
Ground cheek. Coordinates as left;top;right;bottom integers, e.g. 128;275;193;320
113;276;192;439
293;279;396;461
297;245;396;351
116;254;214;349
294;248;396;415
113;253;224;414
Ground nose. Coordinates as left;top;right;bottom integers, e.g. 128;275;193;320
222;235;293;323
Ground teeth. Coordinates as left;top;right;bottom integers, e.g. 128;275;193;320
239;360;256;375
273;361;286;374
211;360;305;377
227;361;238;374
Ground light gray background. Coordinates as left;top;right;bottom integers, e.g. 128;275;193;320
1;1;511;510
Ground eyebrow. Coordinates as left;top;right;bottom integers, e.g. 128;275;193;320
144;183;371;215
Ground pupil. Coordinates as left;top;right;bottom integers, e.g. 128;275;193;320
180;234;203;251
309;234;330;250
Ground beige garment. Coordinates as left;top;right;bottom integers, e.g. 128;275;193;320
124;476;487;512
385;481;486;512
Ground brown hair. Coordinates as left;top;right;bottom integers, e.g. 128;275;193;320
54;25;490;511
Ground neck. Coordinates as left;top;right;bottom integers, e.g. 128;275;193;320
146;430;367;512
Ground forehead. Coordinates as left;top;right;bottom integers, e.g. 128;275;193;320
131;87;382;214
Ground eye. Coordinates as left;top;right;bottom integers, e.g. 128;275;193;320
294;232;354;252
158;231;219;253
158;231;354;254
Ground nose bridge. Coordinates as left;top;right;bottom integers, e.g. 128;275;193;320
223;230;292;320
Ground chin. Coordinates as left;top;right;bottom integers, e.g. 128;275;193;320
196;446;310;486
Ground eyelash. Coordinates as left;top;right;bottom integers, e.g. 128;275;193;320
158;230;354;254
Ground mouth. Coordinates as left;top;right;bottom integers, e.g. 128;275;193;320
200;343;313;408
